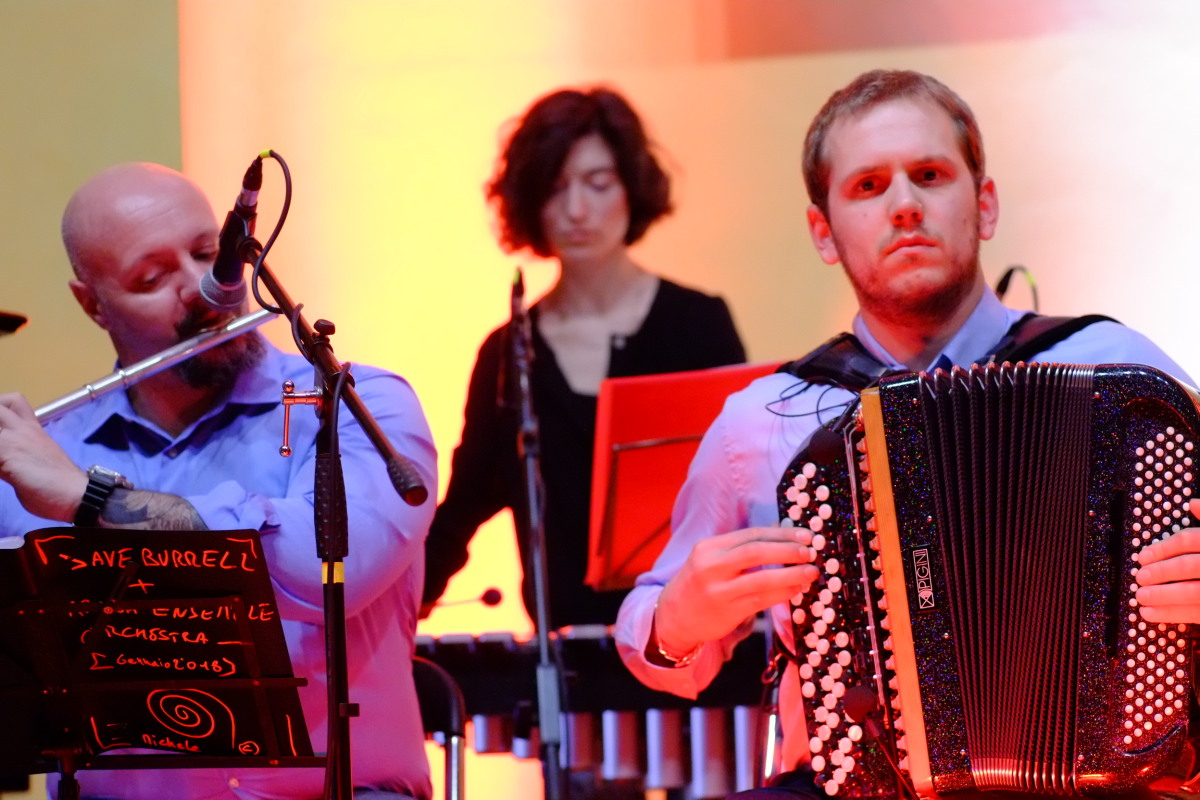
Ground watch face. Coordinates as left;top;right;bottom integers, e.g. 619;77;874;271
87;465;132;489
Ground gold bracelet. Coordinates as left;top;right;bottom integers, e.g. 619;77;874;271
652;598;702;668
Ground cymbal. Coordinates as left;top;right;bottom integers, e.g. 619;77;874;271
0;311;27;336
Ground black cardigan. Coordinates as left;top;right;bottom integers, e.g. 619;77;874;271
423;278;746;628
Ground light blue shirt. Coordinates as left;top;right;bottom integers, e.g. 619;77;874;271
2;342;436;800
615;290;1193;770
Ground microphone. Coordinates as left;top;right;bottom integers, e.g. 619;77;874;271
200;156;264;311
497;268;529;411
842;685;918;800
435;588;504;608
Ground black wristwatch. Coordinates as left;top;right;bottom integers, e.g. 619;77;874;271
74;465;133;527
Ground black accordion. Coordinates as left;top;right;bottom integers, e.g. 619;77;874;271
777;362;1199;797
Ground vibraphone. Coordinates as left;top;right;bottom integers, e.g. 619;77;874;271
416;623;769;798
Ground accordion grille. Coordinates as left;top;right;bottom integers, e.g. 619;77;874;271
918;363;1092;790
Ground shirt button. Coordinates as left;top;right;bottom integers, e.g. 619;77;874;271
166;448;179;458
228;777;240;788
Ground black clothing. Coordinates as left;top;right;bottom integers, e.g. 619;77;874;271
423;278;746;628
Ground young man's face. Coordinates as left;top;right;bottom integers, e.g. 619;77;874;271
807;98;998;326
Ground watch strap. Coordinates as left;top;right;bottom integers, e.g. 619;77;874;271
73;467;131;527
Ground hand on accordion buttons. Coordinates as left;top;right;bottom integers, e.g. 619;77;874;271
1135;498;1200;625
655;525;819;655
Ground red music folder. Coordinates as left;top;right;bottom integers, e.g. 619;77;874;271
585;361;782;591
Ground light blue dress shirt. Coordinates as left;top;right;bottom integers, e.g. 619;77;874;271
615;290;1193;771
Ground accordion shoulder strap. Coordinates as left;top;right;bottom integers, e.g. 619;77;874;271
777;312;1120;393
987;312;1118;364
774;332;896;392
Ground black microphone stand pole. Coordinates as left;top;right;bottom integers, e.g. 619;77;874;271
509;268;566;800
238;236;427;800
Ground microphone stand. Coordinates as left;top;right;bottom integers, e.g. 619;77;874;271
237;236;428;800
509;268;566;800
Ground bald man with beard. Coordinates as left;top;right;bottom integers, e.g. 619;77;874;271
0;163;437;800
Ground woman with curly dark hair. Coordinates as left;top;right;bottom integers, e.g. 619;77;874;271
423;86;746;631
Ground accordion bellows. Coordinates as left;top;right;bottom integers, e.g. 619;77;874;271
779;362;1198;797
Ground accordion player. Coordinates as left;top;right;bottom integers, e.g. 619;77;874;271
779;361;1199;798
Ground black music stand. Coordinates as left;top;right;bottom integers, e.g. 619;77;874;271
0;527;322;799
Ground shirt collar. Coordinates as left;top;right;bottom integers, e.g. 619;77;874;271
75;340;286;453
850;289;1019;371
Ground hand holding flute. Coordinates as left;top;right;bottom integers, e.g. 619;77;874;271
0;392;87;523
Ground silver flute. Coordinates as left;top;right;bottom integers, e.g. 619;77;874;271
35;308;276;423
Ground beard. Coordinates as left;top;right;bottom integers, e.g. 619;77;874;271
837;224;982;328
172;308;267;390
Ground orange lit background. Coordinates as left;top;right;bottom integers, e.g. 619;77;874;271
6;1;1200;798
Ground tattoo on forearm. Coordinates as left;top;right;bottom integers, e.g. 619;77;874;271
98;489;209;531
